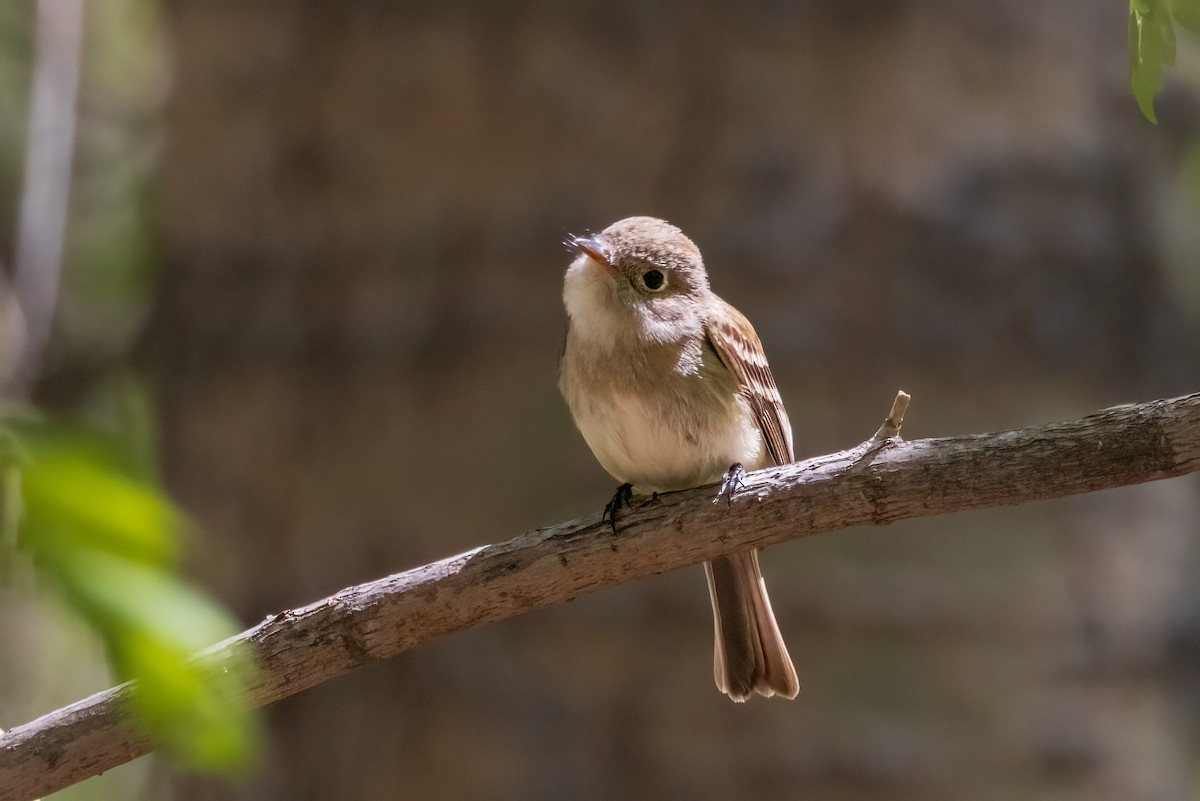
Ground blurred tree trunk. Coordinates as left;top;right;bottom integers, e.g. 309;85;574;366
155;2;1200;800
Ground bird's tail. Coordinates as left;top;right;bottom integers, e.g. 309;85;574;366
705;550;799;701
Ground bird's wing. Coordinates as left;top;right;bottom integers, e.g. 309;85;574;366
704;298;794;466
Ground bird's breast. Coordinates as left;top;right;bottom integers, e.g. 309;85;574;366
565;368;765;493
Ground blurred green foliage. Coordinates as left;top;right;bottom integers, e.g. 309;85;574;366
0;0;260;775
1129;0;1200;122
0;409;261;772
62;0;169;357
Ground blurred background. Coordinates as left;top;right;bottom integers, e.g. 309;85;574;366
2;0;1200;799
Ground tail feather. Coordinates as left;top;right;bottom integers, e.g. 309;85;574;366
705;550;799;702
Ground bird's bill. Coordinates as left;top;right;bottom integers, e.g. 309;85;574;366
568;235;614;270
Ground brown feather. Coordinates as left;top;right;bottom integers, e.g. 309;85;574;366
704;298;794;466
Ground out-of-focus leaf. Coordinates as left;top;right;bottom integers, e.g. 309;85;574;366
123;635;260;769
1173;0;1200;34
43;543;261;769
1129;0;1200;123
5;419;261;772
40;544;232;647
1129;0;1177;123
19;428;179;565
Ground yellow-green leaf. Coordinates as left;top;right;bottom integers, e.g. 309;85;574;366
1129;0;1178;123
4;419;261;772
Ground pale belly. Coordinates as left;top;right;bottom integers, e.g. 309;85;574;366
572;388;765;493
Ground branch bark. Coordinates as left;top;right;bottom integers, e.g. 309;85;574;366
3;392;1200;801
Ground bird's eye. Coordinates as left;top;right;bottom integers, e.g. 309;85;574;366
641;269;665;291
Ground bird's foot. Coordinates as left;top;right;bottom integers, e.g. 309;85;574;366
715;463;746;507
603;482;635;534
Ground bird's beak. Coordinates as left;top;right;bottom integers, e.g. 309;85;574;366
567;235;614;270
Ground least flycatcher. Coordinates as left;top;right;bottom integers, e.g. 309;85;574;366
558;216;799;702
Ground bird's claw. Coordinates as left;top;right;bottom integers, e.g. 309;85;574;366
715;463;746;507
603;482;635;534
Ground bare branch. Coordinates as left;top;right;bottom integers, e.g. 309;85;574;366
872;390;911;441
2;391;1199;801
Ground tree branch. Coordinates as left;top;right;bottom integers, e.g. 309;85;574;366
3;392;1200;801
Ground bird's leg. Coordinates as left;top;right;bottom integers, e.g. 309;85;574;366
603;482;635;534
715;463;746;507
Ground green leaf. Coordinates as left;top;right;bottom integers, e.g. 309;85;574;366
19;432;181;566
43;543;262;770
5;419;262;772
1129;0;1178;123
1172;0;1200;34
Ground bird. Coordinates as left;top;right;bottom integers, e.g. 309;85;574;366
558;215;799;701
